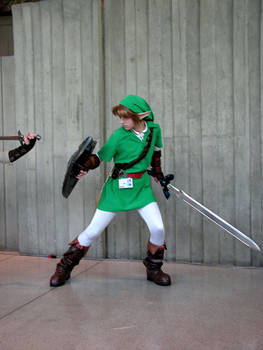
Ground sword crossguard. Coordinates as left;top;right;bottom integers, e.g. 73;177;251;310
18;130;24;145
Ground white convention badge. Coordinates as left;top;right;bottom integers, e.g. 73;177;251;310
119;177;133;189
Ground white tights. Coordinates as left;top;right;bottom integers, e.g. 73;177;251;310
78;202;165;247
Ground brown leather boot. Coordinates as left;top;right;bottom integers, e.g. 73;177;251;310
50;238;89;287
143;241;171;286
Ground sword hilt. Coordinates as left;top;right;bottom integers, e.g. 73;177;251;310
147;170;174;199
160;174;174;199
18;130;41;145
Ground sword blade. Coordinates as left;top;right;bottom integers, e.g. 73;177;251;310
0;136;20;141
168;184;261;252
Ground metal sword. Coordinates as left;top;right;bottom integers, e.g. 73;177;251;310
167;182;261;252
0;130;41;144
149;172;261;252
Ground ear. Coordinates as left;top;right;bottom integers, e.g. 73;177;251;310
137;111;151;120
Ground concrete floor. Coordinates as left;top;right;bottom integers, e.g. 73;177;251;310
0;252;263;350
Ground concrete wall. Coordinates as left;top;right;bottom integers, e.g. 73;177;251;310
0;56;18;250
103;0;263;266
0;0;262;266
12;0;104;258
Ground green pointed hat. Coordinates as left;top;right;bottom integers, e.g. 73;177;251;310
119;95;154;121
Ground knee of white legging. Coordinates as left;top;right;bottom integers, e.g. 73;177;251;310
149;225;165;247
78;230;99;247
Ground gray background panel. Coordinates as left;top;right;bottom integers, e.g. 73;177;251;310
0;0;262;266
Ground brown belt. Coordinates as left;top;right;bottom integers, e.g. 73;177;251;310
119;170;146;179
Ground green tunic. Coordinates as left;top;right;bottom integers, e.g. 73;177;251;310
97;120;163;212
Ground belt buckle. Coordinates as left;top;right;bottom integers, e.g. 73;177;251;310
119;170;127;178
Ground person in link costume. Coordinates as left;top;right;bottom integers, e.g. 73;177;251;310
0;133;37;164
50;95;171;287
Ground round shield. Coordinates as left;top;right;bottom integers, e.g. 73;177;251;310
62;136;97;198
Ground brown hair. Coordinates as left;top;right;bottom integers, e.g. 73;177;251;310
112;104;141;123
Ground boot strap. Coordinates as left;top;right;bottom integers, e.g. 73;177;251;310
144;259;163;270
150;258;163;263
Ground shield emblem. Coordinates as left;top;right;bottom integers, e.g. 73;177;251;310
62;136;97;198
